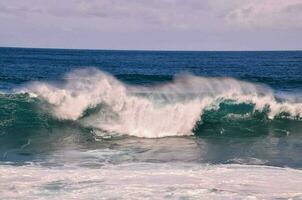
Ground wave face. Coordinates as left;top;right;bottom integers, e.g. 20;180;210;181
10;68;300;138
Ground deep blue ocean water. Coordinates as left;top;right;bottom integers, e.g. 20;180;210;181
1;47;302;199
1;48;302;91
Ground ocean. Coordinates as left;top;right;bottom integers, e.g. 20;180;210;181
0;47;302;199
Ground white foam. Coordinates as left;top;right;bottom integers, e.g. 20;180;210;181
1;163;302;199
20;68;302;138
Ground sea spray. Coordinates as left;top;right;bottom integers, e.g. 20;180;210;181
19;68;302;138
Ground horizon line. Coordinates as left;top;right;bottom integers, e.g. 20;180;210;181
1;45;302;52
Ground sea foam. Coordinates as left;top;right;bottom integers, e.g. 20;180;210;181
1;162;302;199
20;68;302;138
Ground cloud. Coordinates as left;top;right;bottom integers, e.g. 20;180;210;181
69;0;212;29
0;0;212;30
0;3;44;15
224;0;302;29
2;0;302;30
0;0;301;50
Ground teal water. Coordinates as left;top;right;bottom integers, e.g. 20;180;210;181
1;48;302;199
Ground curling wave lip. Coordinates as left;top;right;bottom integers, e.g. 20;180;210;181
18;68;302;138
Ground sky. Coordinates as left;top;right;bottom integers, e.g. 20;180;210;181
0;0;302;50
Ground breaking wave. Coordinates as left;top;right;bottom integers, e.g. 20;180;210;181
9;68;301;138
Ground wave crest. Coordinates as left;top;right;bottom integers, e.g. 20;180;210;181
19;68;302;138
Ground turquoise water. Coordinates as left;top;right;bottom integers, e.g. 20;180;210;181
1;48;302;199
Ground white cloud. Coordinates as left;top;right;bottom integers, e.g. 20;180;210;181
72;0;212;30
0;0;213;30
2;0;302;30
224;0;302;29
0;0;301;50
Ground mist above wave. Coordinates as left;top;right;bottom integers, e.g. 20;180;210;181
19;68;302;138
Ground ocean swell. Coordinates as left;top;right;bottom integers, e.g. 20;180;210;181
14;68;302;138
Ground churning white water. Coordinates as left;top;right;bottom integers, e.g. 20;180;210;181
20;68;302;138
1;161;302;200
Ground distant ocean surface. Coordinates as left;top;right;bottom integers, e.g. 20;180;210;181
1;47;302;199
